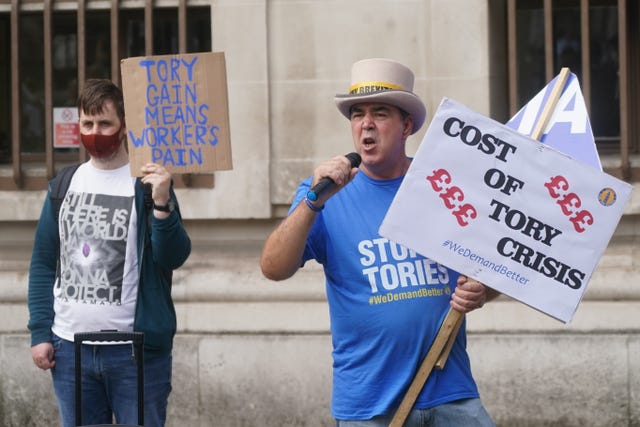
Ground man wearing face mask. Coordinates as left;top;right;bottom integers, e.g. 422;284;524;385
28;78;191;427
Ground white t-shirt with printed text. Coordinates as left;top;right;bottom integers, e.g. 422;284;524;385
51;162;139;341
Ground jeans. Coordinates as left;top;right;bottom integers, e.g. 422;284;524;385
336;398;496;427
51;334;172;427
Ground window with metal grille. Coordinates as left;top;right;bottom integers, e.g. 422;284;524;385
507;0;639;182
0;0;212;190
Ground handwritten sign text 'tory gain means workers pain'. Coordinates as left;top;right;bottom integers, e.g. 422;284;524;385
121;52;232;176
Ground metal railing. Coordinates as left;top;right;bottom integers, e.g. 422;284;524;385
1;0;213;190
507;0;639;182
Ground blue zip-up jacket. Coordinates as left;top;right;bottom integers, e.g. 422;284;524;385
28;176;191;359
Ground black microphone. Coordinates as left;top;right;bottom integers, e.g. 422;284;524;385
307;152;362;202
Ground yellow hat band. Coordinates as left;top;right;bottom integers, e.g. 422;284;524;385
349;81;405;95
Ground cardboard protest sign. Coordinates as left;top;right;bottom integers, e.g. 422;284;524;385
379;97;632;323
121;52;232;176
507;71;601;170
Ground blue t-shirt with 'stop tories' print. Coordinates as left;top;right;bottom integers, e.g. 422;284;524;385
291;170;479;420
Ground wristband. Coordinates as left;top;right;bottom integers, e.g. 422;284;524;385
304;196;324;212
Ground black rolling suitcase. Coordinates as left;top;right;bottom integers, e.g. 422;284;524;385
74;330;144;427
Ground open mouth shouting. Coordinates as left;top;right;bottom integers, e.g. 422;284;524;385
362;136;376;150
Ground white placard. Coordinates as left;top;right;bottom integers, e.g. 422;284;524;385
380;98;632;323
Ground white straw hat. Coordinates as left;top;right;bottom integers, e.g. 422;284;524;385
334;58;426;134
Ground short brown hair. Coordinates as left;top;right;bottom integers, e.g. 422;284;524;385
77;79;125;122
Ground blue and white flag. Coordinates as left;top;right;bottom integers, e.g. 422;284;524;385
506;72;602;171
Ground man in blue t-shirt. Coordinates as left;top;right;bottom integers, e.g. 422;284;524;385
261;58;498;426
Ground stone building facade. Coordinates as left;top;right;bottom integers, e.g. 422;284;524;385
0;1;638;425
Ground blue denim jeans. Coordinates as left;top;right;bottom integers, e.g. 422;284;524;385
336;398;495;427
51;334;172;427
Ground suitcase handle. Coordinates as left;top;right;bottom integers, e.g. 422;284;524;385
74;330;144;345
73;330;144;426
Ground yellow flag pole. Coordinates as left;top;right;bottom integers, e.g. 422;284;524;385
388;67;572;427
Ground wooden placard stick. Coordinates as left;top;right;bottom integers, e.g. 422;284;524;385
388;308;464;427
530;67;571;140
389;68;572;427
434;309;464;369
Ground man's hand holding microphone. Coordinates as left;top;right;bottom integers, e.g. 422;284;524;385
304;152;362;211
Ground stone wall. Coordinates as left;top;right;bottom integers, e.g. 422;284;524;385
2;216;639;426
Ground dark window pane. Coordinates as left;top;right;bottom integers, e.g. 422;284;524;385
589;4;619;141
553;1;582;78
516;1;546;107
86;11;111;79
20;13;45;154
0;14;10;163
124;10;145;58
52;12;78;107
52;12;79;157
123;7;211;56
154;9;178;54
187;8;211;52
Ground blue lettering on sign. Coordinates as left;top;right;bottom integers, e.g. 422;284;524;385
128;125;219;148
146;83;198;107
152;147;203;166
139;57;198;82
130;55;222;168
